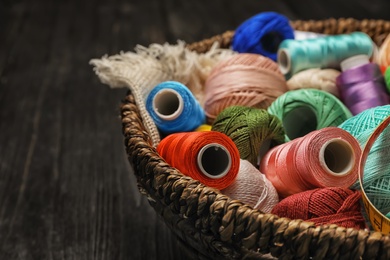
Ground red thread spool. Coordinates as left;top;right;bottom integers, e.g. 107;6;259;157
260;127;360;198
157;131;240;190
271;187;367;230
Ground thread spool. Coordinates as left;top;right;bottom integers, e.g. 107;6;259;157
355;125;390;215
211;106;285;167
338;104;390;138
358;116;390;234
340;109;390;215
286;68;341;97
232;12;294;61
260;127;360;198
267;88;352;142
195;124;212;132
277;32;374;79
385;67;390;93
293;30;324;40
203;53;288;122
271;187;367;230
221;159;279;213
379;34;390;69
340;54;370;71
156;131;240;190
146;81;205;134
336;56;389;116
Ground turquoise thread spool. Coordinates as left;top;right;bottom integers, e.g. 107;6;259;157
277;32;374;79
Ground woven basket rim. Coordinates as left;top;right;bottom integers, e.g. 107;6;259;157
121;18;390;259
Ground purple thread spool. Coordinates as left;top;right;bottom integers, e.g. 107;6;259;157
336;55;389;115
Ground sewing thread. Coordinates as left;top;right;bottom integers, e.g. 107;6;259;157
267;88;352;141
146;81;205;134
277;32;374;79
336;56;389;115
385;66;390;93
222;159;279;213
340;108;390;215
271;187;366;230
204;53;288;122
232;12;294;61
156;131;240;190
379;34;390;69
356;126;390;215
338;104;390;138
211;106;285;167
286;68;340;97
195;124;212;132
260;127;360;198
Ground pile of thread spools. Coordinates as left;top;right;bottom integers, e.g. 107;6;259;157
146;11;390;231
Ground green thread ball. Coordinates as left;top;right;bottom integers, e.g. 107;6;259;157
385;67;390;93
268;88;352;141
211;106;285;167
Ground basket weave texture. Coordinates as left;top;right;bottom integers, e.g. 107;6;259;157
121;18;390;259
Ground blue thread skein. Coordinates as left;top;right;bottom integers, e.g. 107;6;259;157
232;12;295;61
146;81;206;134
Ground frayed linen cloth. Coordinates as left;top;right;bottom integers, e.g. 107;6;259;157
90;41;235;146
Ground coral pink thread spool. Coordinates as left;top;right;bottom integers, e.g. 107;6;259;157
260;127;360;198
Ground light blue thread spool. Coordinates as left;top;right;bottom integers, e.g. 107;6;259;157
277;32;374;79
146;81;205;134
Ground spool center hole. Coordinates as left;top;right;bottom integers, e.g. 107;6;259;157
260;32;284;53
154;90;180;116
200;146;230;178
277;49;290;74
283;106;317;140
323;141;353;175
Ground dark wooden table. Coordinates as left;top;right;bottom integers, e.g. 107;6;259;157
1;0;389;259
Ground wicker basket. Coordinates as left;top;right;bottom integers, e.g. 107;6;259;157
120;18;390;259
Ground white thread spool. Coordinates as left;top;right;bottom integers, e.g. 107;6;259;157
221;159;279;213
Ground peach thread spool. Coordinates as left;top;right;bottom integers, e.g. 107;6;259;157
379;34;390;69
203;53;288;123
